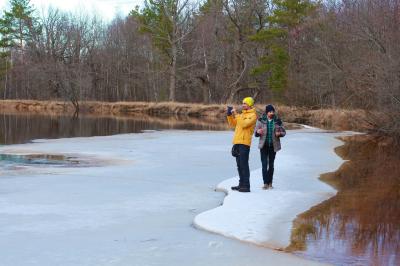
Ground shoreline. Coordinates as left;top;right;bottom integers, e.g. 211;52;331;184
193;127;355;263
0;99;369;132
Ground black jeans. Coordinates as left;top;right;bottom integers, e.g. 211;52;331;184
235;144;250;188
260;144;276;185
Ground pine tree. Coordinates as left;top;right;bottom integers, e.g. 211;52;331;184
0;0;40;98
0;0;41;53
251;0;316;93
131;0;192;102
0;7;13;57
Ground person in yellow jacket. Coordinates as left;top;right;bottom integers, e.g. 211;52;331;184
227;97;257;192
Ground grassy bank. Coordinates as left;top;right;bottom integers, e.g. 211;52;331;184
0;100;370;132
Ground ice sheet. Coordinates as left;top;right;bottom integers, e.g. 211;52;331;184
0;130;333;266
194;128;351;248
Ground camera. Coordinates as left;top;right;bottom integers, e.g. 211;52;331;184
227;106;233;115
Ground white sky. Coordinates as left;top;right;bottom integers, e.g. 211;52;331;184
0;0;144;21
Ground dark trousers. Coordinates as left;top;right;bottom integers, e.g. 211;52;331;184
260;143;276;185
235;144;250;188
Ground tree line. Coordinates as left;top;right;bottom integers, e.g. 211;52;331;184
0;0;399;128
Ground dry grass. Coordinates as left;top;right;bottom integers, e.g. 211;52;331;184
0;99;371;132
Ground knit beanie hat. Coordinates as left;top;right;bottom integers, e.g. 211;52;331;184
265;104;275;113
242;97;254;107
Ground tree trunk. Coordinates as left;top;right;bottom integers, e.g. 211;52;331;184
3;55;8;99
201;78;210;104
225;58;247;103
200;34;211;104
196;75;210;104
169;43;177;101
71;97;79;115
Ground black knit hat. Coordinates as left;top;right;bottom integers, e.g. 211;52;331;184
265;104;275;113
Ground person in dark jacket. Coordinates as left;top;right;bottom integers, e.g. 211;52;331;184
254;104;286;189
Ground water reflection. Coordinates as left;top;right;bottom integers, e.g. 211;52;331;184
0;113;228;145
288;135;400;265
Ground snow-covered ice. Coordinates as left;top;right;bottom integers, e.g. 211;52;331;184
194;127;351;249
0;129;338;266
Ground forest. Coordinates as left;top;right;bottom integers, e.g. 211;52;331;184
0;0;399;135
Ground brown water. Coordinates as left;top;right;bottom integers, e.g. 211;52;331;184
0;113;228;145
288;135;400;266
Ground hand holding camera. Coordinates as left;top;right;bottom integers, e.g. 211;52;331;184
227;106;236;116
227;106;233;115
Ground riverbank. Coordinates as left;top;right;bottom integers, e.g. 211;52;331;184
0;99;370;132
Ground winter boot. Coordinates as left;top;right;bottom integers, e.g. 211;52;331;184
238;187;250;193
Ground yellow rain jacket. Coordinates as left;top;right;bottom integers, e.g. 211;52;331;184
227;108;257;146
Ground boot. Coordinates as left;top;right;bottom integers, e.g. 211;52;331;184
238;187;250;192
231;185;240;191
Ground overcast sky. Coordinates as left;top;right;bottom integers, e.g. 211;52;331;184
0;0;143;21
